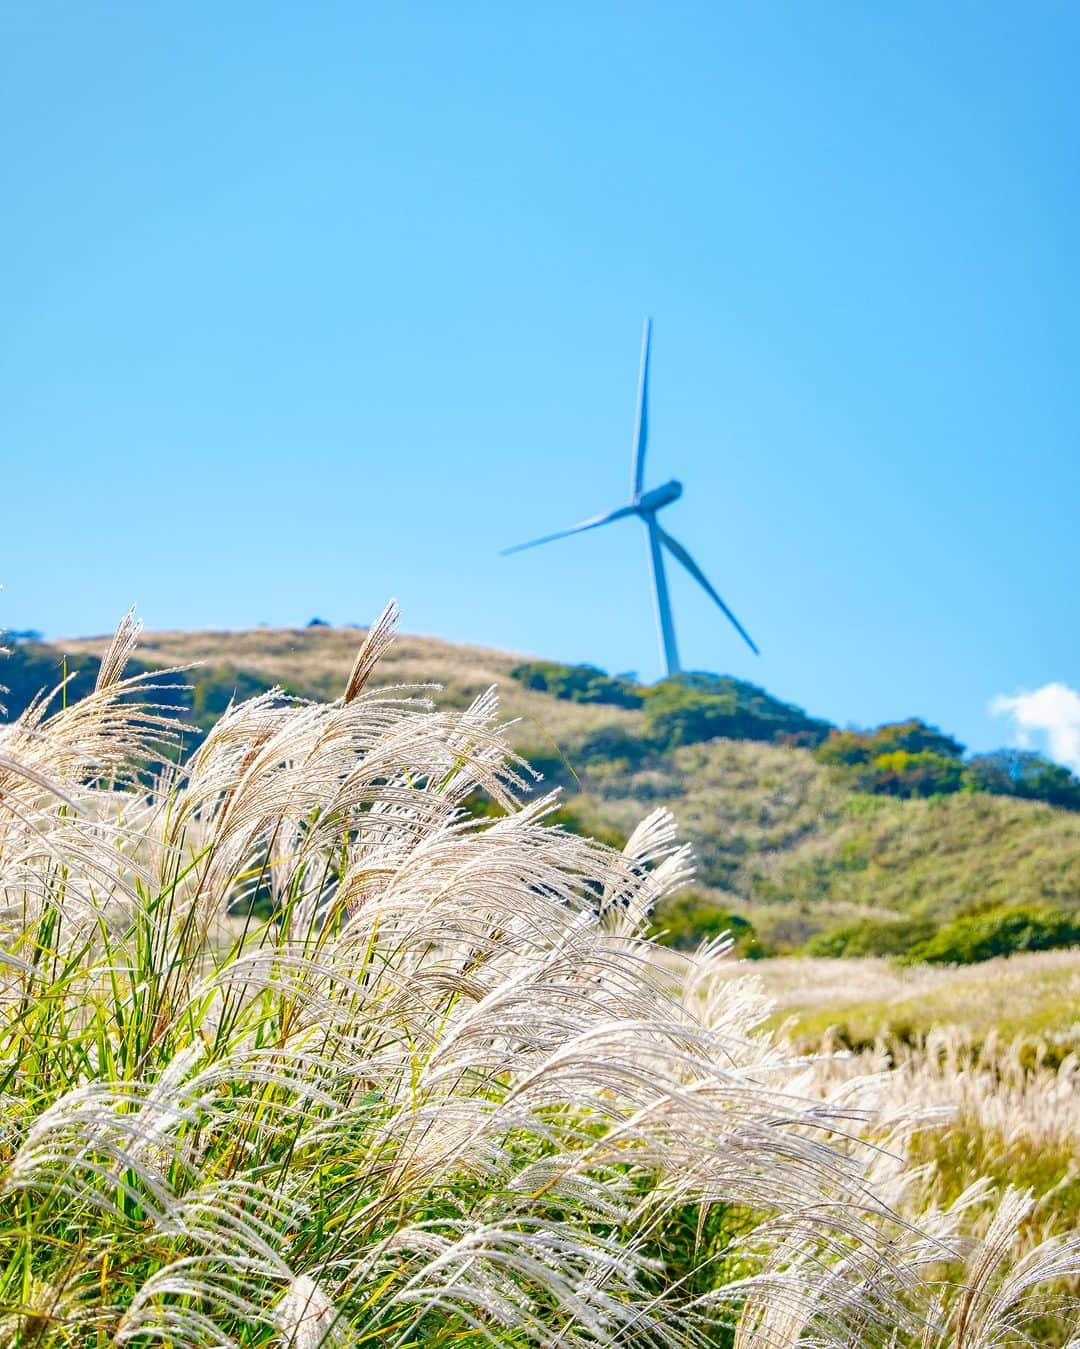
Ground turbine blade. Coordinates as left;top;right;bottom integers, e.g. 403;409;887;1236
501;503;636;556
630;317;651;501
646;518;680;675
655;525;760;655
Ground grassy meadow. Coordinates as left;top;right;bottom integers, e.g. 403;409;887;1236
0;614;1076;1345
748;949;1080;1048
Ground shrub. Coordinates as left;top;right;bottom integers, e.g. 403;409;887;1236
650;892;764;955
642;672;831;750
869;719;965;759
860;749;965;798
530;798;628;850
816;722;966;797
816;720;965;767
510;660;644;707
815;728;875;767
809;906;1080;965
0;640;118;719
900;905;1080;966
814;725;1080;812
805;915;937;958
965;749;1080;812
0;638;191;736
0;641;282;743
575;725;653;769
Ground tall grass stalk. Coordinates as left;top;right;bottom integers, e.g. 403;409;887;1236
0;607;1075;1346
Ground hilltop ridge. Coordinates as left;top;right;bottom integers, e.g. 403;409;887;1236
4;623;1078;952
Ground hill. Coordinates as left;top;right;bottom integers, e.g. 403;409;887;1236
4;623;1079;952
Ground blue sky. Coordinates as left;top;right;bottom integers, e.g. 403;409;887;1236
2;3;1077;760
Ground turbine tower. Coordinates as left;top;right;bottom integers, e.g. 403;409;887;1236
503;319;759;676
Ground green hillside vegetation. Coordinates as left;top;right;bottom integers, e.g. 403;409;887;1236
814;719;1080;806
806;904;1080;965
899;903;1080;965
513;661;832;746
5;628;1079;957
647;892;765;956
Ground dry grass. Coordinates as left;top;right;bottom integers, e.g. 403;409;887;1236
743;950;1080;1048
791;1026;1080;1337
59;625;628;756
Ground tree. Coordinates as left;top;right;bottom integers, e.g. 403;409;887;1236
861;749;964;798
870;719;965;759
817;719;965;768
965;749;1080;811
511;661;644;708
815;729;874;766
650;892;763;955
900;905;1080;965
643;673;831;749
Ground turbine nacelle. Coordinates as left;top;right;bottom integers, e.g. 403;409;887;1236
635;479;682;515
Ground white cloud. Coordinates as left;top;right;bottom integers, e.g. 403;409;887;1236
989;682;1080;772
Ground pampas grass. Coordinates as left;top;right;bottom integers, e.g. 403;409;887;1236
0;607;1075;1346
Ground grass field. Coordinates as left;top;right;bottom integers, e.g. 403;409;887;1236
690;948;1080;1332
0;614;1075;1344
744;948;1080;1048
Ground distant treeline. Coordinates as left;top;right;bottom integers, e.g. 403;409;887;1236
511;660;1080;812
805;903;1080;965
649;894;1080;967
512;660;831;746
814;721;1080;810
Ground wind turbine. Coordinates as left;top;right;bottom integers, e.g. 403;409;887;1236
502;319;759;676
